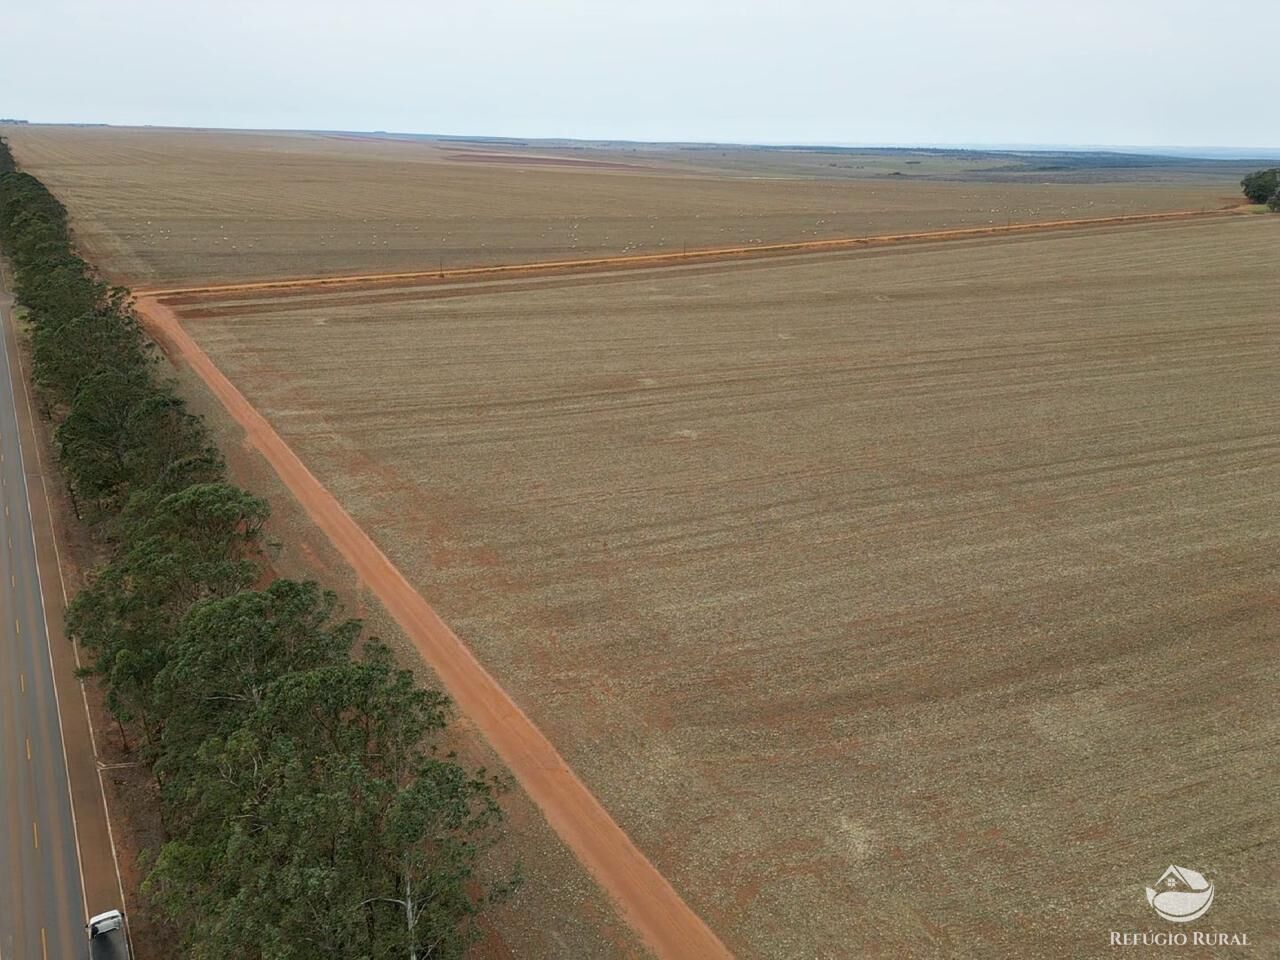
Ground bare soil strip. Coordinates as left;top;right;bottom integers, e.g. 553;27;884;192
134;296;734;960
135;207;1233;298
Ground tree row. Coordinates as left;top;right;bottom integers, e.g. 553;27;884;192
0;138;512;960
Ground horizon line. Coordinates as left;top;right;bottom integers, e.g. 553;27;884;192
2;119;1279;161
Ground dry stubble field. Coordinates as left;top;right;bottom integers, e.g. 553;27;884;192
3;125;1242;286
165;216;1280;958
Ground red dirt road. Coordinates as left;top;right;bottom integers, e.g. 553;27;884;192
135;296;734;960
134;206;1236;299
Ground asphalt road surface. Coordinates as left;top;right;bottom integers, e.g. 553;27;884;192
0;287;86;960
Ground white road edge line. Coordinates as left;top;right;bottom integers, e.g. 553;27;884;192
3;290;130;947
0;301;88;931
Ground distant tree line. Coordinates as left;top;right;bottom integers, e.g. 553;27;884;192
0;137;512;960
1240;168;1280;210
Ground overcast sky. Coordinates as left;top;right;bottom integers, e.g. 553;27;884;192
2;0;1273;149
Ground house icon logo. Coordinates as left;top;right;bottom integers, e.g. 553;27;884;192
1146;866;1215;923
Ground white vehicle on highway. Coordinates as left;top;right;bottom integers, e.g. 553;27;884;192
87;909;130;960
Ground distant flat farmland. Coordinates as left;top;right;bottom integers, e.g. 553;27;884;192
168;217;1280;958
5;126;1241;286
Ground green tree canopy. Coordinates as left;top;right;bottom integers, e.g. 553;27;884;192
1241;168;1280;204
57;370;221;514
67;484;268;740
154;580;360;803
31;298;151;403
147;645;506;960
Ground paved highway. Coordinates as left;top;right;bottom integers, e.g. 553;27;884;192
0;285;86;959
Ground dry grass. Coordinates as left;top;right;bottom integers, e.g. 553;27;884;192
169;217;1280;958
5;126;1240;287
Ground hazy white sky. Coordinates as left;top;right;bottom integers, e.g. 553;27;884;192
2;0;1273;148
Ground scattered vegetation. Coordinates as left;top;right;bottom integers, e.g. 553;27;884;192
0;137;511;960
1240;168;1280;206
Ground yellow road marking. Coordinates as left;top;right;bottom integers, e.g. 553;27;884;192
19;672;24;692
41;926;47;960
26;736;31;760
14;617;18;635
32;821;38;849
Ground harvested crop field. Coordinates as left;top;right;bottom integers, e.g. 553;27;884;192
160;216;1280;958
3;126;1242;287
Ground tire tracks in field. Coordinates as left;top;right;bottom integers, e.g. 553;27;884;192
134;295;736;960
130;202;1249;959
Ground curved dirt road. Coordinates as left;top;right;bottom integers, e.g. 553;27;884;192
135;206;1234;299
135;296;734;960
